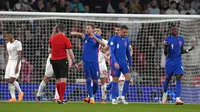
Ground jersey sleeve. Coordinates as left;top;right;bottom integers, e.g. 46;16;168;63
107;36;112;46
110;37;117;64
95;34;102;40
17;41;22;51
65;37;72;49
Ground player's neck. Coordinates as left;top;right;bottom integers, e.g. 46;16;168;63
172;35;178;38
9;39;15;43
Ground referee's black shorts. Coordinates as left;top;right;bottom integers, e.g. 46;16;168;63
50;59;68;79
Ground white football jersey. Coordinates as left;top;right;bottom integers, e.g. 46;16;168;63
98;39;108;64
6;40;22;60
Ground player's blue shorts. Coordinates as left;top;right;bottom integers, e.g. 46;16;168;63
111;61;130;77
83;61;100;80
166;61;184;78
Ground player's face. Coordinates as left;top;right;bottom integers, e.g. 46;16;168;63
85;25;94;34
171;27;178;36
95;28;102;36
5;34;13;42
120;29;128;38
114;27;120;35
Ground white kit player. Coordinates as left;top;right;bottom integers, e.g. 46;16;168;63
5;31;24;102
94;27;110;104
36;25;72;103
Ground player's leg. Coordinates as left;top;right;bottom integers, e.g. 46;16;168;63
83;61;93;103
53;87;59;102
100;77;107;103
174;66;184;105
36;76;51;103
58;59;68;103
36;58;54;102
111;65;120;104
99;65;108;103
8;61;24;102
5;61;16;102
120;63;131;104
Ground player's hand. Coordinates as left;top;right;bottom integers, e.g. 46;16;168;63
90;33;95;39
52;25;58;33
68;62;72;69
128;66;132;73
114;62;120;70
74;63;79;70
15;65;19;74
163;41;168;46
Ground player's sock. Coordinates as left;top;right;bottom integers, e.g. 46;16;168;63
106;81;113;91
56;83;61;101
93;81;98;95
119;82;124;97
163;79;170;93
175;80;181;98
37;80;46;96
111;82;118;99
86;79;93;98
116;84;119;98
54;87;59;99
122;80;130;97
13;81;23;93
101;83;107;100
8;83;16;99
60;82;66;101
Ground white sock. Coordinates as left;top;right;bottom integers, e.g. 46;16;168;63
13;81;22;93
37;80;46;96
176;97;180;101
119;81;124;97
8;83;16;99
101;83;107;100
54;87;59;99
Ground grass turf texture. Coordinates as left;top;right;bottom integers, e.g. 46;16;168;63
0;102;199;112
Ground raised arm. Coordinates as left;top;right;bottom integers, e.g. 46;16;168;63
70;31;85;40
181;38;195;54
91;33;105;47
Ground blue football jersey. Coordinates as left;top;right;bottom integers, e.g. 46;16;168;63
81;34;102;63
165;35;184;63
110;35;132;66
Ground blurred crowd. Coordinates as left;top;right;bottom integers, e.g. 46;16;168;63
0;0;200;15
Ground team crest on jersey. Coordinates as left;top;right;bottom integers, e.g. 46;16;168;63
93;38;97;43
124;42;127;47
179;41;182;46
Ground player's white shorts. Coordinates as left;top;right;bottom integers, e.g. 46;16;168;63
5;59;21;79
99;63;108;78
109;72;125;82
44;57;53;77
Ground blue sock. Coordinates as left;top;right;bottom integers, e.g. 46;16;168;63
163;79;170;93
116;84;119;98
93;81;98;95
86;79;93;98
175;80;182;98
111;82;118;99
106;81;113;90
122;80;130;97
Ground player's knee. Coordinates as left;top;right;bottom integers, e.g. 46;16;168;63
176;75;182;80
86;78;92;84
9;78;15;83
113;77;119;82
44;76;50;83
124;73;131;81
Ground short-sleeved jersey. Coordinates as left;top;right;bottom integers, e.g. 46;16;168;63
164;35;184;63
98;39;108;64
110;35;131;64
7;40;22;60
49;33;72;60
81;34;102;63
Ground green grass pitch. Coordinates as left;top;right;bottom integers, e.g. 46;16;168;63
0;102;199;112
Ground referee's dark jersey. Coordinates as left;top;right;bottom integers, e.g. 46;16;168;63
49;33;72;79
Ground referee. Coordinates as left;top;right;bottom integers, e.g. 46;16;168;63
49;23;75;104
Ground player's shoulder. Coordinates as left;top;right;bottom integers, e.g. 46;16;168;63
14;40;22;45
165;35;171;41
102;39;108;43
178;36;184;40
94;34;102;39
